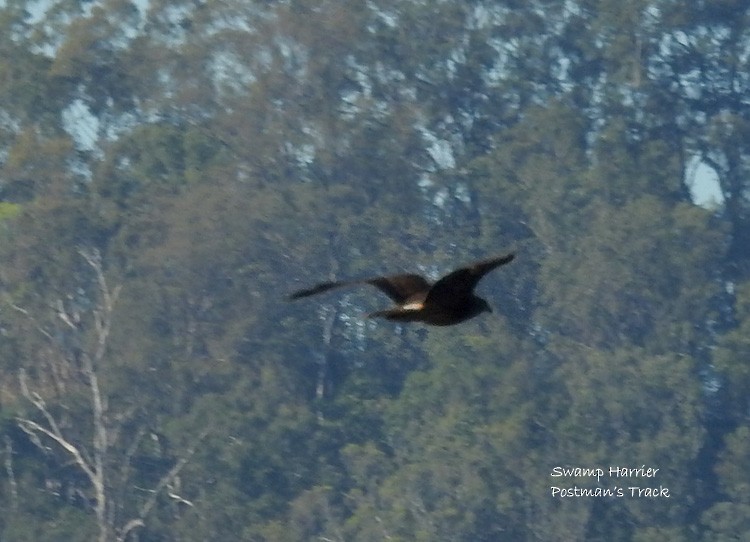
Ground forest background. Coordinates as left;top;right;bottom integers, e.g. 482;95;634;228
1;0;750;540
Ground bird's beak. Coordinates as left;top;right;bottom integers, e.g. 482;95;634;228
486;305;493;313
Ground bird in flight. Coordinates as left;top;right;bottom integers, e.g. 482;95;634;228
288;253;515;326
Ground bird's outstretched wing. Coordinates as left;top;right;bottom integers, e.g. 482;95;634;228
425;253;515;308
367;275;431;303
288;273;431;304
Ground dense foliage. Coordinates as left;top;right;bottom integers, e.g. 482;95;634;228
1;0;749;540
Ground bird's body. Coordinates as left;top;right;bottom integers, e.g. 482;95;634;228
288;253;514;326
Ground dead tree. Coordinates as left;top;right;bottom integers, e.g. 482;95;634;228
14;248;207;542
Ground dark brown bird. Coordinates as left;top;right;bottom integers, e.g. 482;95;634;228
288;253;515;326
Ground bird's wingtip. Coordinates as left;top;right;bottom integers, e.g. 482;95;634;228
286;281;342;301
287;289;313;301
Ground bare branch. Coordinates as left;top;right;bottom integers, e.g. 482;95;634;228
6;301;55;342
117;519;145;542
120;425;146;479
116;428;208;541
56;298;79;330
167;482;195;507
19;369;78;454
14;249;208;541
4;436;18;511
14;248;123;542
78;248;122;375
16;416;97;483
138;428;210;519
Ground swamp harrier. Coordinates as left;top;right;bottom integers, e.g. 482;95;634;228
288;253;515;326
